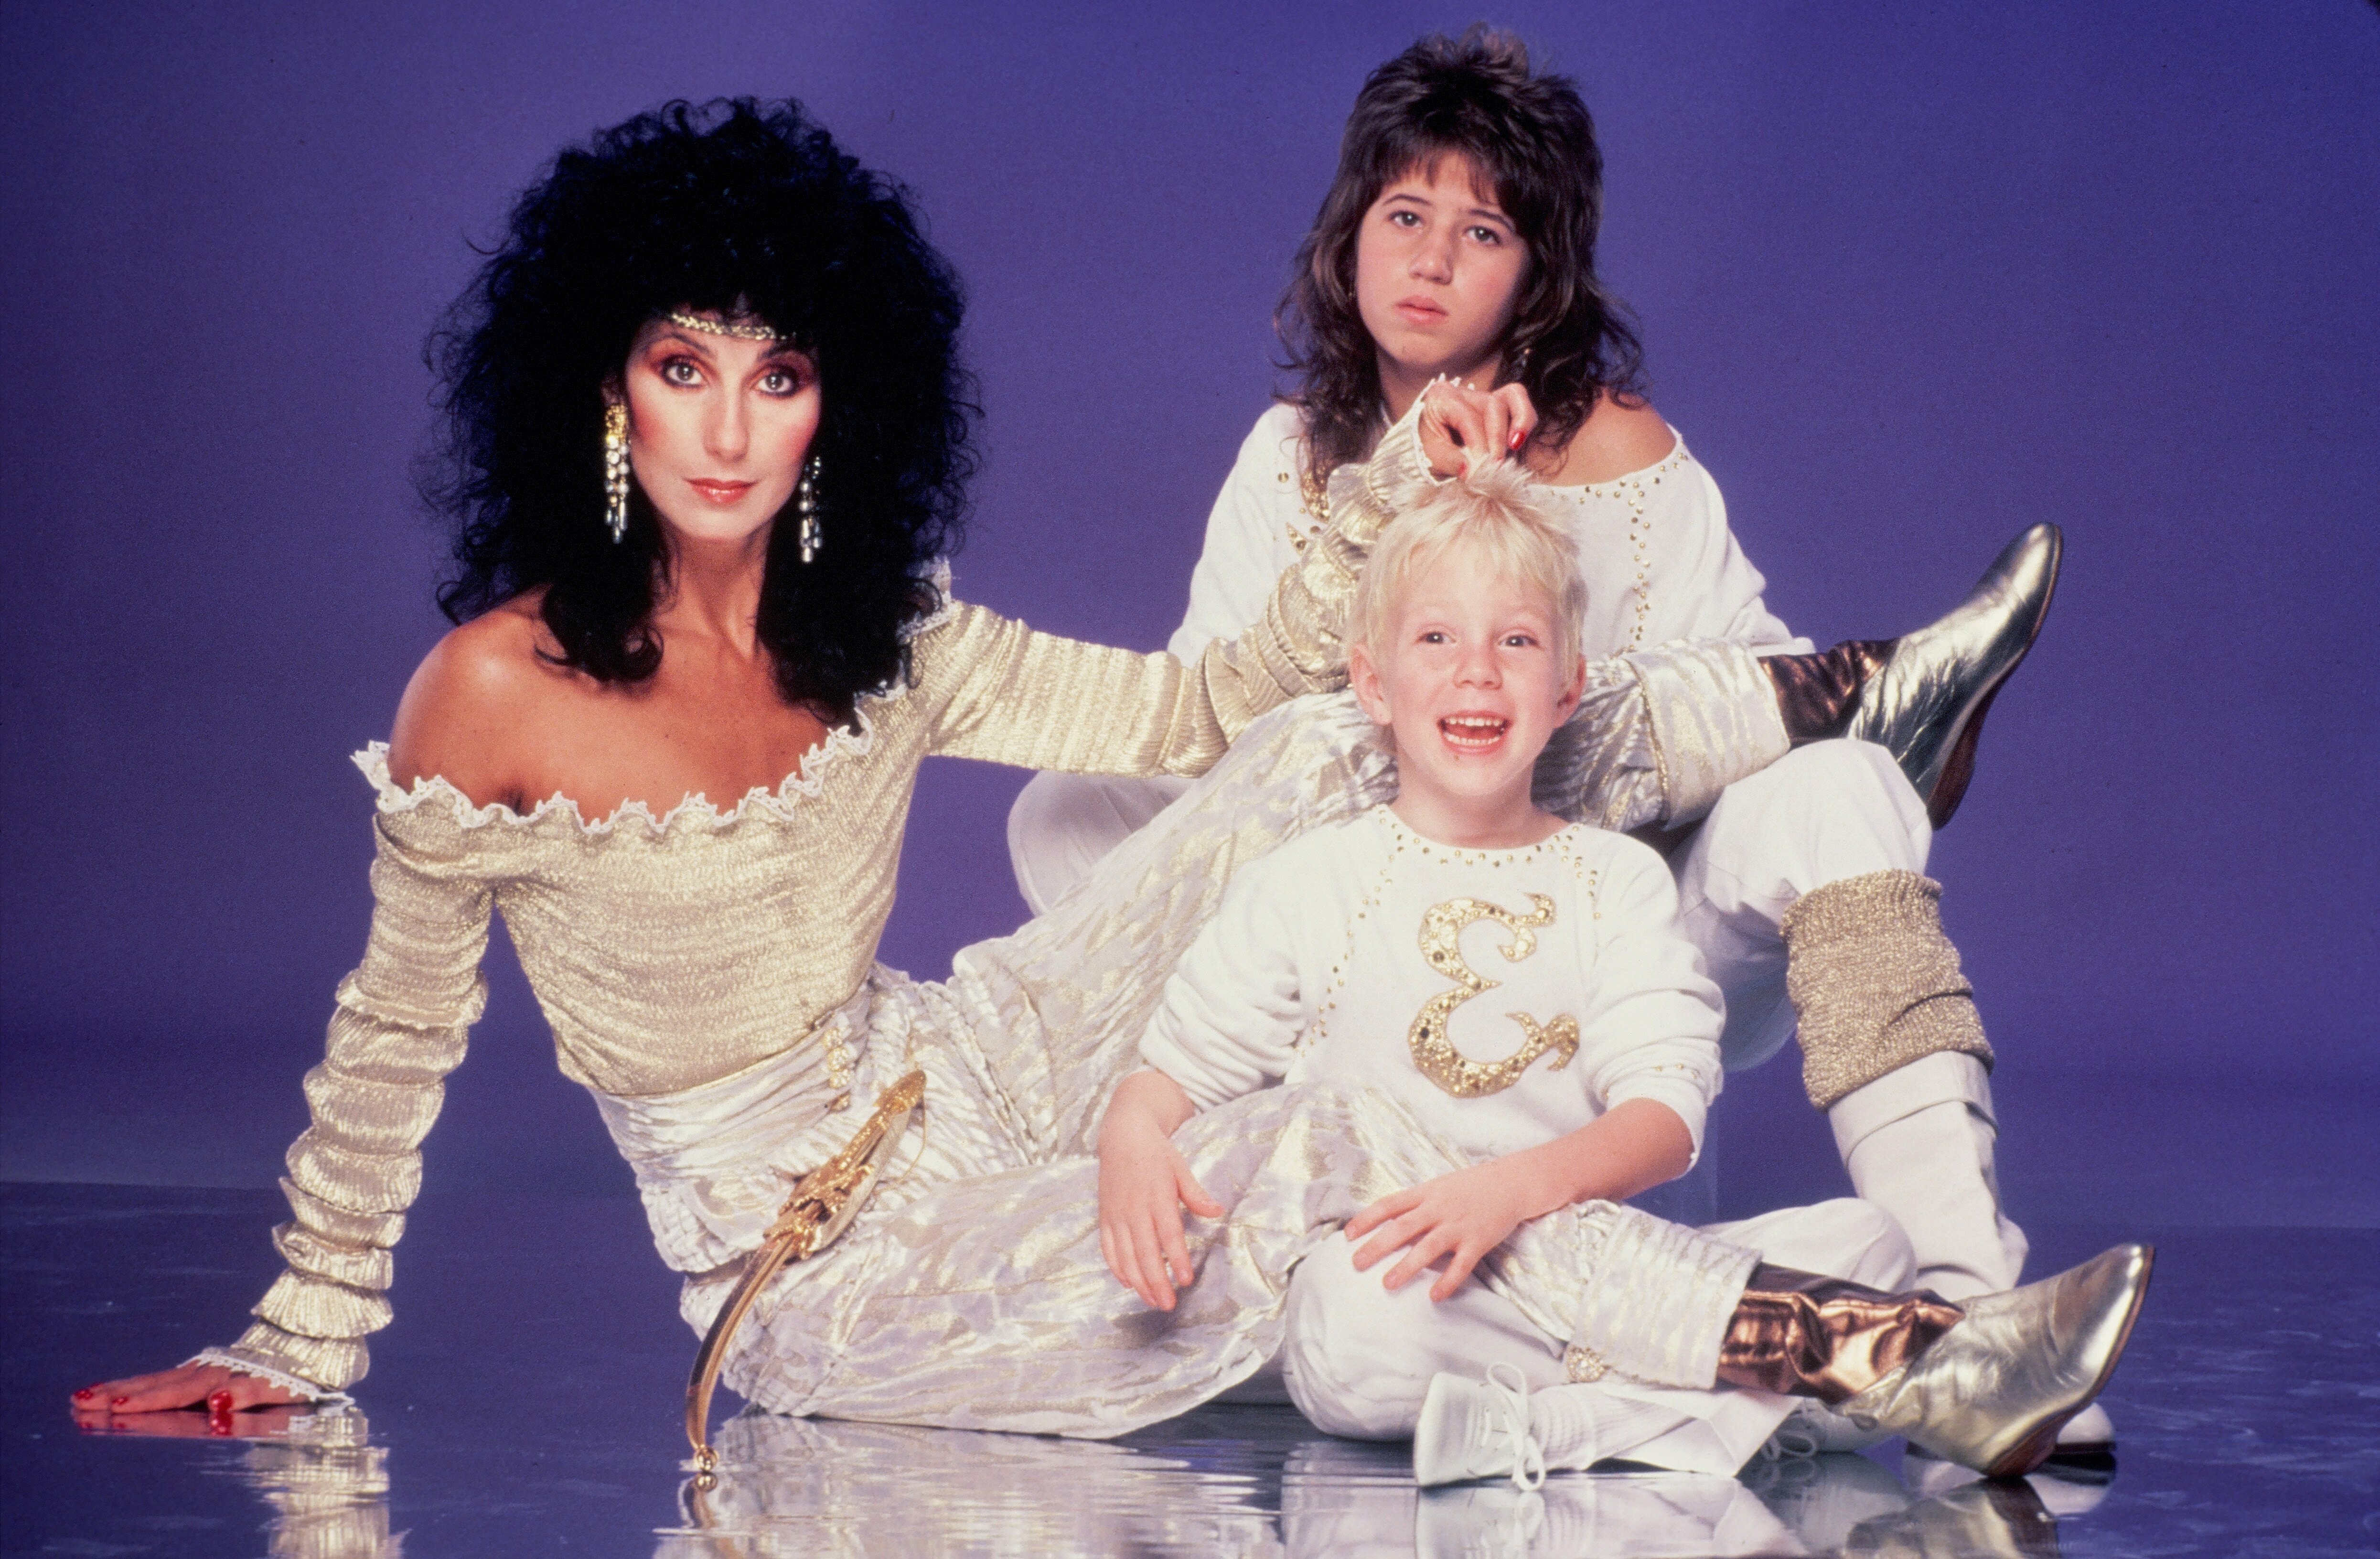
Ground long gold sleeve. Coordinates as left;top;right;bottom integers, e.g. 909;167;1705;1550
928;400;1435;776
196;816;492;1395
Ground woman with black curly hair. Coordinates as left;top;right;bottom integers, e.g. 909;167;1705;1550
62;94;1550;1432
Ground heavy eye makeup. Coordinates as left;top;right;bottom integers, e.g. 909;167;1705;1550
753;356;814;397
644;348;814;398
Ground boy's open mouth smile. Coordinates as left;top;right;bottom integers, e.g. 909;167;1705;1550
1438;714;1509;753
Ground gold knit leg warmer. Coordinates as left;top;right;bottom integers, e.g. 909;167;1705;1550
1780;870;1995;1111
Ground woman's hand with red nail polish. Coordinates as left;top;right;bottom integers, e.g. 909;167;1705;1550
70;1363;308;1416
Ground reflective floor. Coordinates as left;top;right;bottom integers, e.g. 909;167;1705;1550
5;1185;2373;1556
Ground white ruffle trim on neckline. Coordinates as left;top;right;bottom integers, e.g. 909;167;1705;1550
356;562;958;838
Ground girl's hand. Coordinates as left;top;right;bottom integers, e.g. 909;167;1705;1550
1417;379;1539;480
1345;1157;1541;1301
71;1362;308;1417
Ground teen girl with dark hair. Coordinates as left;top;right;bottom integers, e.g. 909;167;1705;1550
1008;28;2100;1456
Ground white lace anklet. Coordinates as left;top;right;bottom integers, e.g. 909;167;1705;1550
183;1349;352;1407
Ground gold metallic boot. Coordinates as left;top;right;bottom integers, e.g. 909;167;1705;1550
1842;523;2061;828
1838;1244;2154;1478
1715;1264;1963;1405
1758;524;2059;827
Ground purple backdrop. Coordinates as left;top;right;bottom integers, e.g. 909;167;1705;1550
1;1;2373;1229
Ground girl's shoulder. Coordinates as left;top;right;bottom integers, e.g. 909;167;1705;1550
1539;392;1678;486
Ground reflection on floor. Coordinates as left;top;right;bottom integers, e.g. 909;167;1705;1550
5;1185;2373;1556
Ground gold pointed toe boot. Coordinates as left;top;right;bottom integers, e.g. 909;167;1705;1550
1840;1244;2153;1479
1845;523;2062;828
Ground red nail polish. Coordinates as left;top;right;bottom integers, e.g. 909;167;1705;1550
110;1396;129;1408
207;1390;235;1415
1507;428;1526;452
74;1387;96;1401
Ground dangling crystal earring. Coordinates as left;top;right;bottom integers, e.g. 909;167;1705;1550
602;400;631;544
794;453;822;564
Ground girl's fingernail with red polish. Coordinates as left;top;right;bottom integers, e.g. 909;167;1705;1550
110;1396;129;1408
1507;428;1526;452
207;1390;235;1414
74;1387;96;1400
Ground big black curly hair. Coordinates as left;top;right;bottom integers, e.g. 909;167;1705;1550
1279;29;1646;486
428;98;976;720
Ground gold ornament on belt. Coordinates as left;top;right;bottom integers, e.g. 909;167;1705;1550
684;1069;926;1479
1409;895;1579;1098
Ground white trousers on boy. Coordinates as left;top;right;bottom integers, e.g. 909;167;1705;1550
1280;1198;1909;1476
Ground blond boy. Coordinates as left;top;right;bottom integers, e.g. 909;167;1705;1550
1094;466;2096;1481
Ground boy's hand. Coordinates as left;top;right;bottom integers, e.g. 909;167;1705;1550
1346;1157;1541;1302
1095;1071;1222;1312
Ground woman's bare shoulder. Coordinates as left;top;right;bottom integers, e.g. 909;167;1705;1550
1543;392;1677;486
387;593;564;798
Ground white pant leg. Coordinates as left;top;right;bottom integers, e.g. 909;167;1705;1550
1280;1198;1903;1477
1005;770;1191;915
1673;741;2022;1294
1674;739;1932;1074
1829;1053;2026;1298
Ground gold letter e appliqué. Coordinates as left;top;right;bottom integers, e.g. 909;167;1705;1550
1409;894;1581;1098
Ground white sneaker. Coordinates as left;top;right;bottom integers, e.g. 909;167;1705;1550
1413;1365;1548;1490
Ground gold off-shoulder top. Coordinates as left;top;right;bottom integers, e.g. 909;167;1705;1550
202;412;1435;1395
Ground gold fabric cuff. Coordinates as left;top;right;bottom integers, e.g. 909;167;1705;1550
280;1177;407;1249
286;1133;423;1215
271;1221;394;1291
1627;639;1793;826
1196;397;1438;743
1782;869;1995;1110
253;1270;394;1341
221;1321;371;1393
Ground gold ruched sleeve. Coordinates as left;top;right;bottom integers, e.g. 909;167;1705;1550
927;398;1435;776
205;816;493;1393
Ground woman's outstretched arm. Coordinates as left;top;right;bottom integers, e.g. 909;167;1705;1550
924;386;1524;776
75;650;506;1416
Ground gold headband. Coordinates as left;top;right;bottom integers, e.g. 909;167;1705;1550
662;310;790;343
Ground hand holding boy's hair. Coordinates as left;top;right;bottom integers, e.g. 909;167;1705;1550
1345;1156;1543;1302
1416;378;1539;479
1095;1070;1223;1312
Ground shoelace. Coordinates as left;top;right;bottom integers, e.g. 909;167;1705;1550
1482;1363;1547;1492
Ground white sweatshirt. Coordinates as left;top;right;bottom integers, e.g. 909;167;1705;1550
1167;404;1812;665
1139;806;1726;1164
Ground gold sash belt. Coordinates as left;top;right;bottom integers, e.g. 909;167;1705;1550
684;1069;926;1474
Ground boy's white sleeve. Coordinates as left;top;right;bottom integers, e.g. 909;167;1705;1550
1137;853;1307;1110
1167;408;1301;662
1572;840;1727;1160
